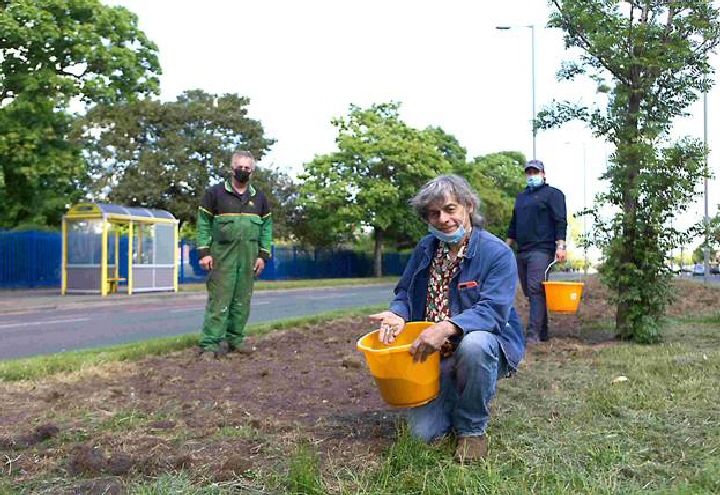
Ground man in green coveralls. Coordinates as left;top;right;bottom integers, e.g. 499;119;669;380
196;150;273;359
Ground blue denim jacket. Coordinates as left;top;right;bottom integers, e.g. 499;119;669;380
389;228;525;371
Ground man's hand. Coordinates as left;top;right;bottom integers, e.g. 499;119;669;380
409;320;459;363
505;238;515;248
555;247;567;263
254;257;265;277
200;255;213;271
368;311;406;344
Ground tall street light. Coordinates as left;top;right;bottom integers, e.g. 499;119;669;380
565;141;588;279
496;25;537;160
703;91;710;284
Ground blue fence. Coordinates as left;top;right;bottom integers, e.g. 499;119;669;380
179;240;410;282
0;232;62;288
0;232;410;288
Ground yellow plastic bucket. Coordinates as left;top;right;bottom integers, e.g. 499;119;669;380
356;321;440;408
542;261;584;314
543;281;584;314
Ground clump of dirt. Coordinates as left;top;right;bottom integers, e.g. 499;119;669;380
106;453;133;476
67;444;109;476
214;454;255;481
0;423;59;450
69;478;124;495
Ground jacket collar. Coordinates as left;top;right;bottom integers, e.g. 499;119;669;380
524;183;548;194
225;180;256;197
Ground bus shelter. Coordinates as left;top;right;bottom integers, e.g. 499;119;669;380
62;203;179;296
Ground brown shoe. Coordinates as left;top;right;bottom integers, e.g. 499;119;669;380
454;435;487;463
217;341;230;358
199;350;217;361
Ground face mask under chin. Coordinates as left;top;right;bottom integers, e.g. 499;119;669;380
428;224;466;244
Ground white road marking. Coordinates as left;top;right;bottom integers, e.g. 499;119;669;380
0;318;90;329
169;300;270;313
304;293;359;300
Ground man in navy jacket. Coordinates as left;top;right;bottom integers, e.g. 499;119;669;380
506;159;568;342
369;174;524;463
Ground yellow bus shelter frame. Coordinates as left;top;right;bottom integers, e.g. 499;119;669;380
62;204;179;296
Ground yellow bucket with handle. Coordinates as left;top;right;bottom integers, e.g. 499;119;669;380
542;261;584;314
356;321;440;408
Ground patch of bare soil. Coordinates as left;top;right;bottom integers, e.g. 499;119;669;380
515;277;718;344
0;317;402;491
0;278;714;491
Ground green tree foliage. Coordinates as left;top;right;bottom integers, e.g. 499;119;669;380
692;245;717;263
78;90;275;227
250;165;299;241
0;0;161;227
297;103;454;276
537;1;720;342
456;151;526;238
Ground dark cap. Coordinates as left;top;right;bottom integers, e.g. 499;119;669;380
524;159;545;173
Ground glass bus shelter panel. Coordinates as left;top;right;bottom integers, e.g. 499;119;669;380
66;219;103;292
155;224;175;265
67;219;103;265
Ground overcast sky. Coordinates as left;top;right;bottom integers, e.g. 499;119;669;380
106;0;719;250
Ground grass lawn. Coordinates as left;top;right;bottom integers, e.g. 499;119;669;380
310;316;719;494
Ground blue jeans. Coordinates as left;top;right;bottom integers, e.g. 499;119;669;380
517;250;554;341
406;331;509;441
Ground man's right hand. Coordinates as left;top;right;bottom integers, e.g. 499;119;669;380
368;311;406;344
200;255;214;271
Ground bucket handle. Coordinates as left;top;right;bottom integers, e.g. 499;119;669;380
544;260;558;282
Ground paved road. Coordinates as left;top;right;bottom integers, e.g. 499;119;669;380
0;284;395;360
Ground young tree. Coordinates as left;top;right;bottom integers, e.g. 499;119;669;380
79;90;275;227
0;0;161;227
297;103;454;276
538;0;720;342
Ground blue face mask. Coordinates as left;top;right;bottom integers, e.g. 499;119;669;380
526;175;544;188
428;224;466;244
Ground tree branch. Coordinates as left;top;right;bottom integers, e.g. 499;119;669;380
550;0;630;85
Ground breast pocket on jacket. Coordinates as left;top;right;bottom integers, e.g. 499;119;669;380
458;281;481;309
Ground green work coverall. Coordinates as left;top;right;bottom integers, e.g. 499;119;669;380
196;181;273;351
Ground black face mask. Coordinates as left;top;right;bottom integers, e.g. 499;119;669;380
234;169;251;183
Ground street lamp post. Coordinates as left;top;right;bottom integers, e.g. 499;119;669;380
565;141;588;278
582;142;588;279
496;25;537;160
703;91;710;284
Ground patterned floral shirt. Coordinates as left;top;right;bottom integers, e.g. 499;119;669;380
425;238;468;358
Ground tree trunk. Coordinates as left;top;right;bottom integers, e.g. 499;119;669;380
615;83;642;338
374;227;384;278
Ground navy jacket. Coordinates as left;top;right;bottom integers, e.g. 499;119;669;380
508;183;567;254
389;229;525;371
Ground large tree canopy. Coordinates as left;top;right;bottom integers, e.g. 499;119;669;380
538;0;720;342
0;0;161;228
297;103;455;276
79;90;275;227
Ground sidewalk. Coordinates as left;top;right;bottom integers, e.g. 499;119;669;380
0;288;208;315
